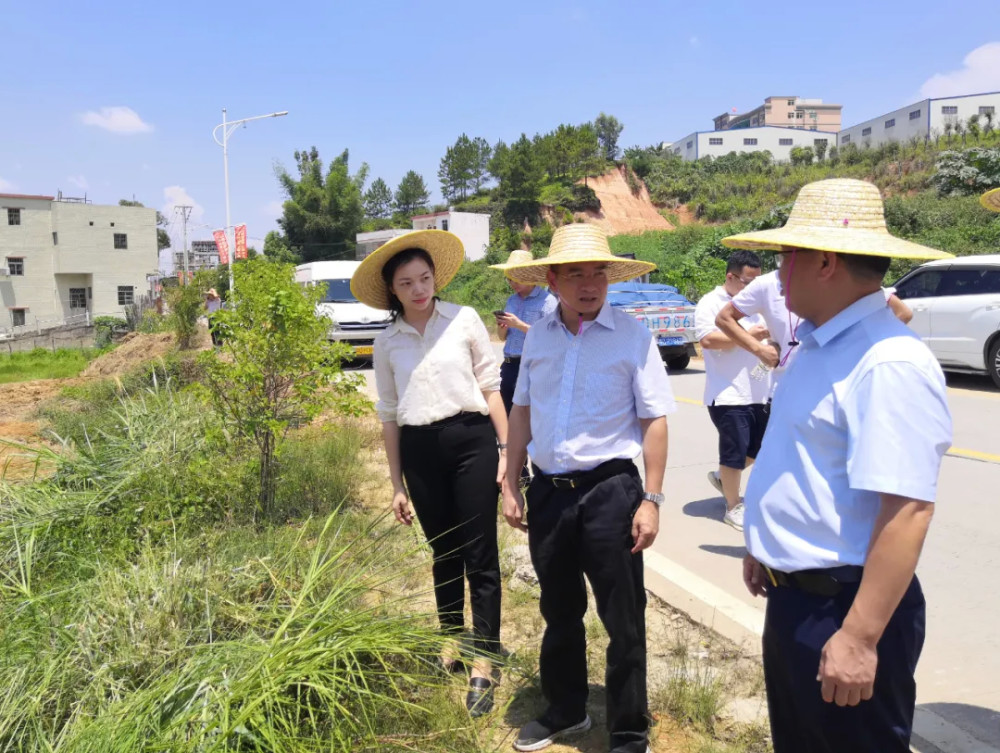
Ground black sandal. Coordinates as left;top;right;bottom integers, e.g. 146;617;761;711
466;676;494;717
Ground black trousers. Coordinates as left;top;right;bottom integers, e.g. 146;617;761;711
763;576;926;753
527;462;648;753
500;359;520;416
400;412;501;657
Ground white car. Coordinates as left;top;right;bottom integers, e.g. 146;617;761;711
295;260;392;359
892;254;1000;388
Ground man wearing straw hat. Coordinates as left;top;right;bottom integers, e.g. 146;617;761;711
489;249;558;416
502;223;675;753
723;179;953;752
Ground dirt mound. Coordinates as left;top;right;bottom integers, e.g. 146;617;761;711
82;332;177;378
0;378;86;422
576;166;674;236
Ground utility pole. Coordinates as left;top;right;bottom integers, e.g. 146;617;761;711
175;205;193;281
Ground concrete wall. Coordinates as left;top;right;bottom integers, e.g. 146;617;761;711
0;198;157;328
668;127;834;163
928;91;1000;136
447;212;489;261
839;92;1000;149
0;323;95;353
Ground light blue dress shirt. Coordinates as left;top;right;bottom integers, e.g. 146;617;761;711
513;301;677;474
502;286;558;357
744;290;953;571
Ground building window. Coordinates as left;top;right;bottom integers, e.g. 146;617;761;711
118;286;135;305
862;127;872;136
12;309;26;327
52;231;58;245
842;134;851;144
7;208;20;226
69;288;87;309
941;105;958;115
687;140;693;149
796;112;803;119
709;137;723;145
787;99;795;106
779;138;793;146
7;257;24;276
981;106;996;116
441;219;448;232
885;119;895;128
814;139;828;147
787;113;795;120
744;138;758;145
909;109;921;120
113;233;128;250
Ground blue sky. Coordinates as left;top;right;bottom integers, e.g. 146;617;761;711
2;1;999;271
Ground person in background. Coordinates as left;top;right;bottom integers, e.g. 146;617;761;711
722;179;953;752
205;288;223;346
352;230;508;718
694;250;771;532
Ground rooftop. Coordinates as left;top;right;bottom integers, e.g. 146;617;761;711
0;193;55;201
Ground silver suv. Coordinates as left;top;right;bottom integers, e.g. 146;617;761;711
893;254;1000;388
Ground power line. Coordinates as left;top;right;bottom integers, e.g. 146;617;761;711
174;205;193;279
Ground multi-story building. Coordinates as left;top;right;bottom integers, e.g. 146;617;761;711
838;91;1000;150
173;239;220;273
0;193;158;331
666;127;833;162
713;96;842;133
355;209;490;262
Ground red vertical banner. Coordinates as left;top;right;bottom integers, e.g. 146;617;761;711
213;230;230;265
234;224;248;260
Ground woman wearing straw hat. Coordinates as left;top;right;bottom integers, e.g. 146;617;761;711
204;288;223;346
723;179;953;753
501;223;675;753
489;249;558;415
352;230;508;717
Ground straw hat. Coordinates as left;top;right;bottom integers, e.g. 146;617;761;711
722;179;952;260
505;224;655;285
489;249;534;271
981;187;1000;213
350;230;465;310
206;288;219;298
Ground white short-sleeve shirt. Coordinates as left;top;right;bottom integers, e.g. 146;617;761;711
695;286;771;406
743;291;953;571
373;301;501;426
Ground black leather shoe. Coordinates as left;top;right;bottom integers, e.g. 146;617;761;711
466;676;494;717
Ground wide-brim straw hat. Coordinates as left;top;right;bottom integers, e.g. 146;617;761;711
722;179;952;260
350;230;464;310
505;224;655;285
981;187;1000;213
489;249;534;271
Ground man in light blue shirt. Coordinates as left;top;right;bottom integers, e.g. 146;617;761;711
501;224;675;753
722;179;954;753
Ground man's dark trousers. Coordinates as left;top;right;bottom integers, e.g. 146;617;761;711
526;461;648;753
762;575;926;752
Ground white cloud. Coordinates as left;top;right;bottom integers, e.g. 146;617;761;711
689;36;700;48
80;106;153;134
920;42;1000;99
67;175;89;191
0;177;14;192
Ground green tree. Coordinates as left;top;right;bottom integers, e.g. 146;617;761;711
364;177;394;219
199;258;359;518
943;120;955;145
490;134;545;224
394;170;430;215
276;146;369;263
439;134;476;202
932;147;1000;197
119;199;171;251
813;139;828;162
968;114;982;143
594;112;624;161
983;110;995;138
470;136;493;193
262;230;298;264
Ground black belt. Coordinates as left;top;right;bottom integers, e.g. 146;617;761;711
404;411;486;430
503;356;521;364
762;564;864;598
535;458;634;491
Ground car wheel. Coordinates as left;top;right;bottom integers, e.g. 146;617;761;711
667;354;691;371
989;337;1000;390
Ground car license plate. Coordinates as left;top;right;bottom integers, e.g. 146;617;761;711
657;336;685;347
353;345;373;356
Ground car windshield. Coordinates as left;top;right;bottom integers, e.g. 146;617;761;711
319;279;357;303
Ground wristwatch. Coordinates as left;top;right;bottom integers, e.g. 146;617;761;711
497;443;507;451
642;491;665;506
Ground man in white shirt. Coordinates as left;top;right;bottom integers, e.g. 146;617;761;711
501;224;675;753
722;179;953;752
694;250;772;532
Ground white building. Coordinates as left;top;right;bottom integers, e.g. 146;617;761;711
355;210;490;262
838;91;1000;150
174;239;221;273
0;193;158;332
667;127;834;162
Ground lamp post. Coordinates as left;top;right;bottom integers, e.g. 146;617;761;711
212;108;288;299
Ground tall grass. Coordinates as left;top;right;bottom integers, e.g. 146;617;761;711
0;347;104;384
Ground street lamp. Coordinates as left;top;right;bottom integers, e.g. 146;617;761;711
212;108;288;299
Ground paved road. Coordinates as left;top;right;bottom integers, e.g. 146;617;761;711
359;354;1000;748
